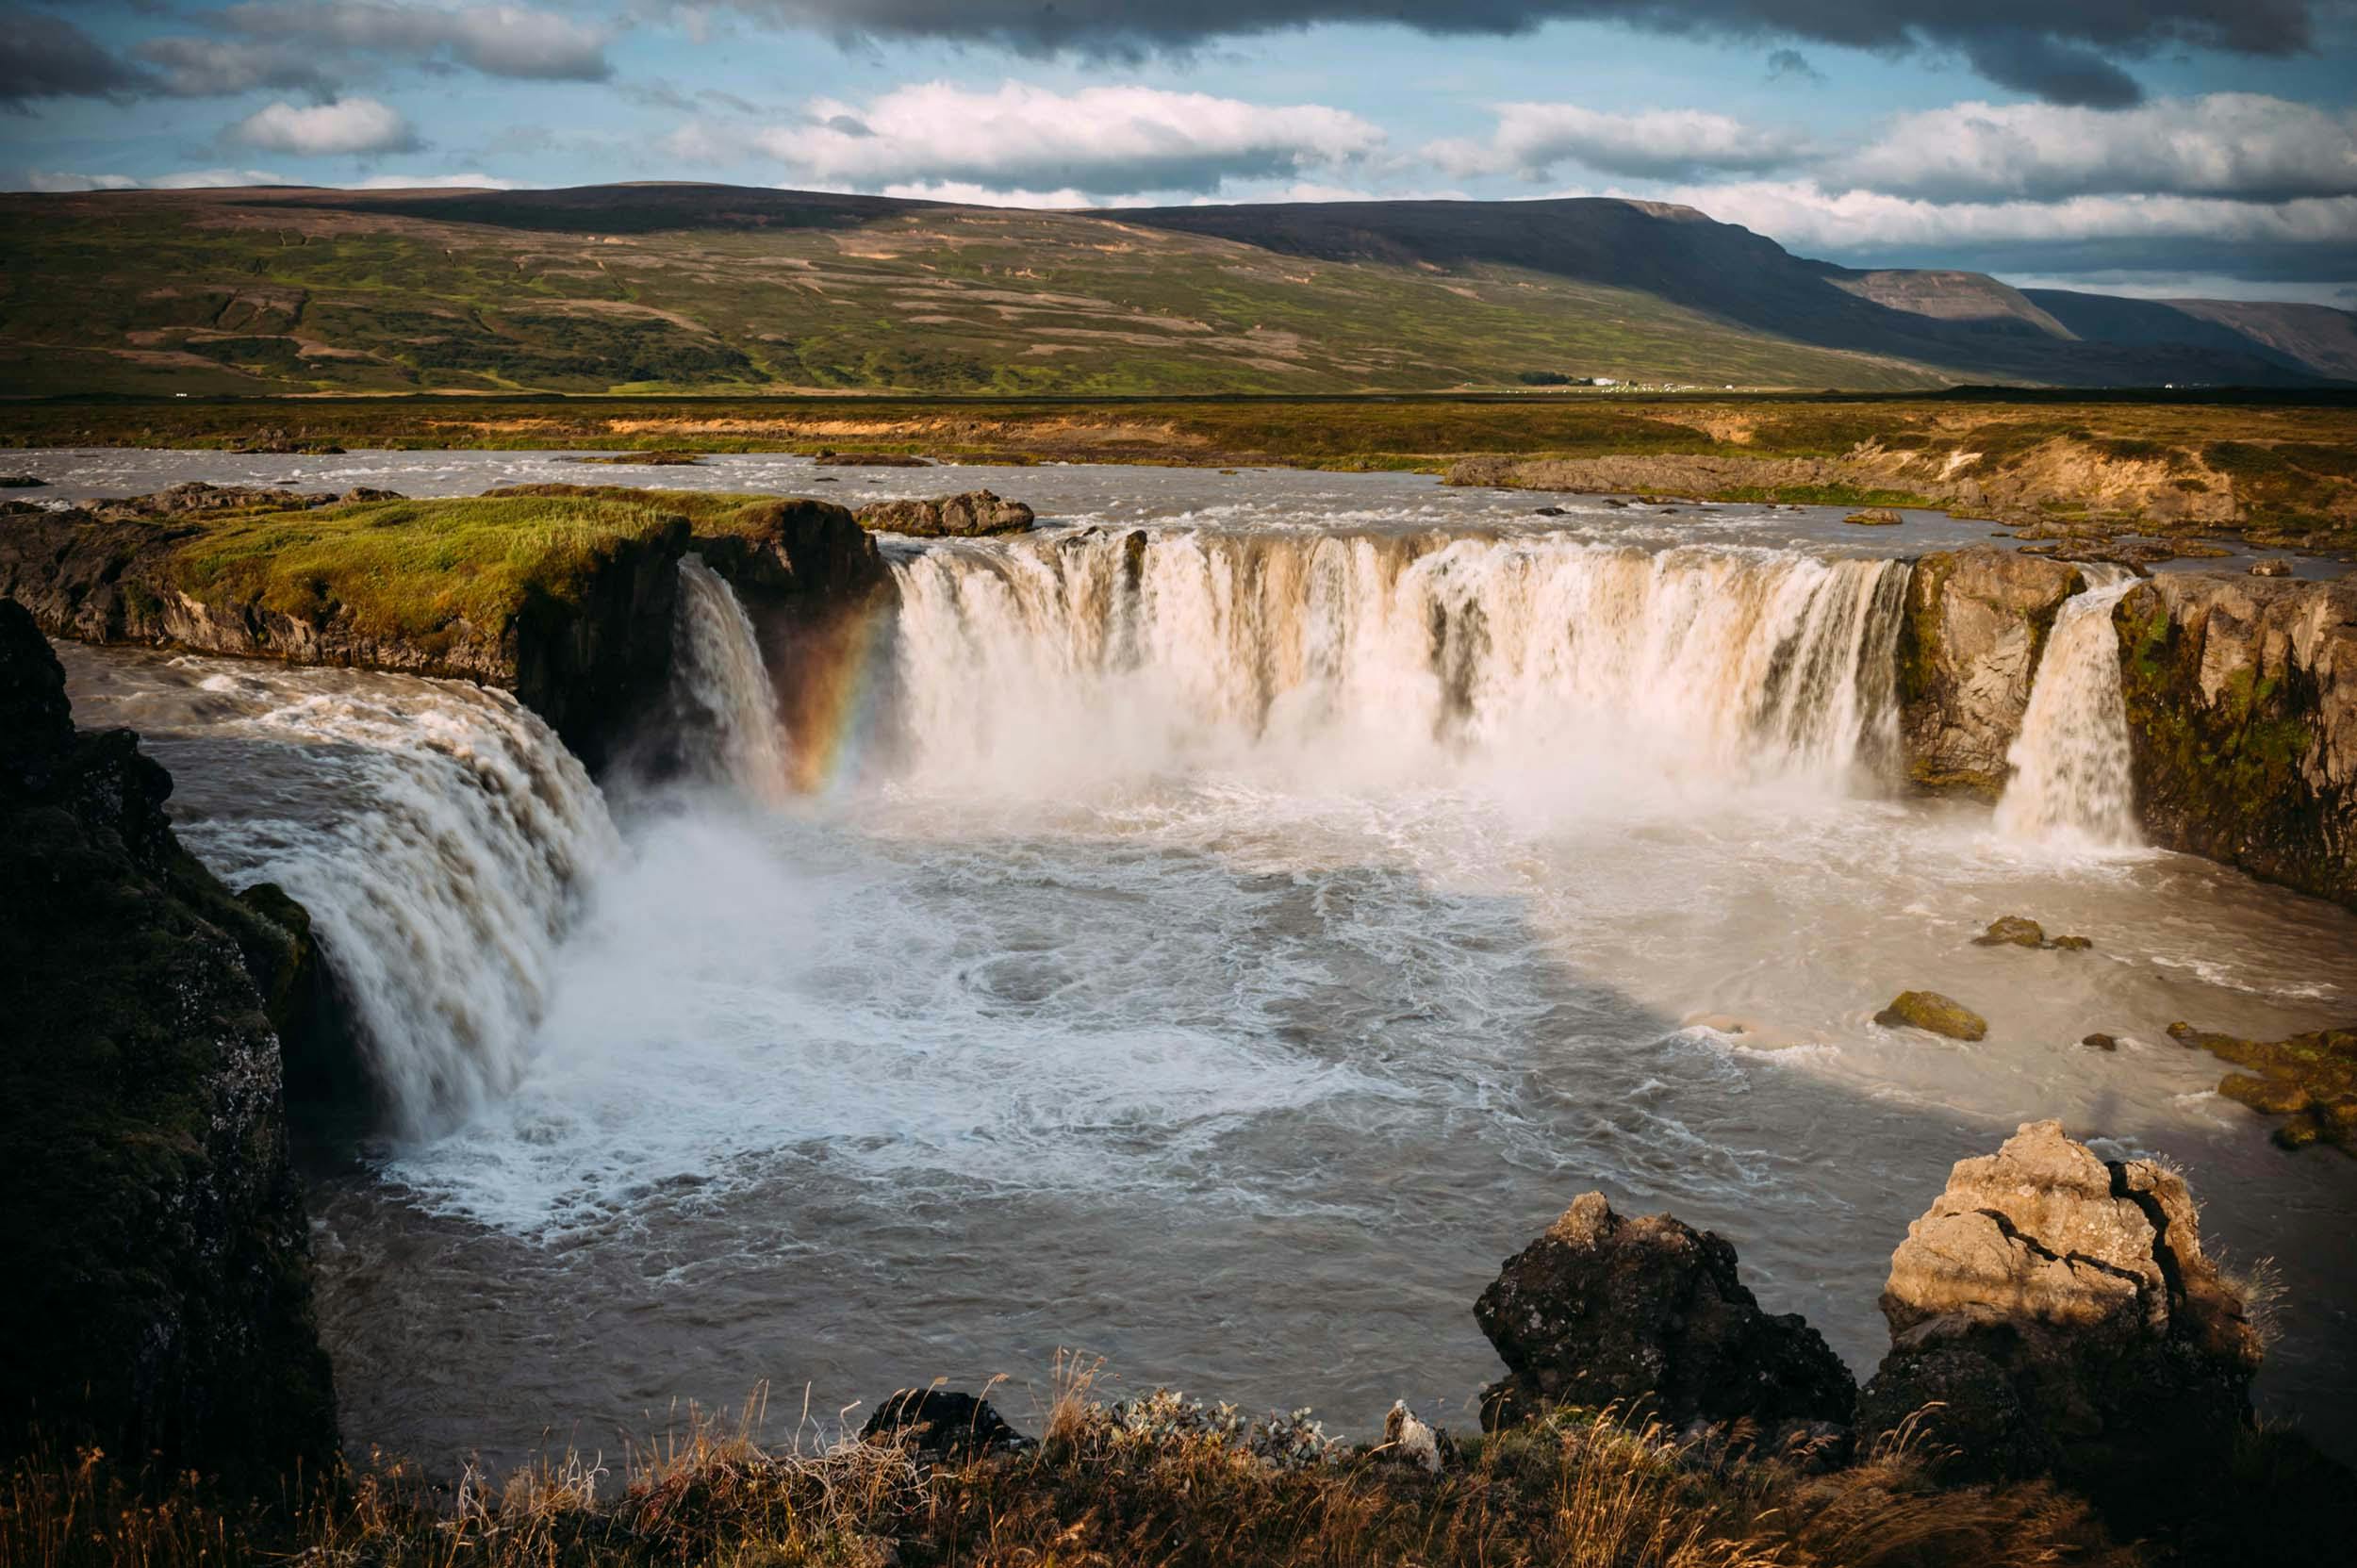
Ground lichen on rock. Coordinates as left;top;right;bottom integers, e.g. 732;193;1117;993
1472;1191;1855;1435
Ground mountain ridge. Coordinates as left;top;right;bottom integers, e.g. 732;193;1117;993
0;182;2345;396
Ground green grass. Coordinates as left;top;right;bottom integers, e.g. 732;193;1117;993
165;488;784;643
0;199;1946;396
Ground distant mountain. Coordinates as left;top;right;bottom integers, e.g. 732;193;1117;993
0;182;2345;397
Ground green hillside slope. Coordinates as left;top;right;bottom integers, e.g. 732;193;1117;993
0;184;2342;397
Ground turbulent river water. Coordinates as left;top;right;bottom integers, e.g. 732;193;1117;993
33;452;2357;1471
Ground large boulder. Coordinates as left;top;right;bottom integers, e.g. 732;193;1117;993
1857;1121;2261;1490
0;600;338;1485
1473;1192;1855;1433
855;490;1035;537
2111;572;2357;909
1897;547;2085;798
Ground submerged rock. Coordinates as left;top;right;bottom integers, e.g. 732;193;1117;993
1857;1120;2262;1495
0;474;45;487
2167;1021;2357;1153
2082;1032;2120;1052
0;600;338;1484
856;490;1035;537
1874;990;1988;1040
1472;1191;1855;1432
1970;916;2092;951
816;452;930;468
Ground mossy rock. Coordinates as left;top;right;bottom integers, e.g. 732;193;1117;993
1973;916;2047;949
1875;990;1988;1041
1970;916;2090;951
1844;507;1903;525
2169;1020;2357;1155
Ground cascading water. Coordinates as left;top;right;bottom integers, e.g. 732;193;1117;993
669;554;791;801
888;530;1908;796
1995;569;2142;847
74;658;625;1135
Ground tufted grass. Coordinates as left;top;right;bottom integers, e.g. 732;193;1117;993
2;1384;2140;1568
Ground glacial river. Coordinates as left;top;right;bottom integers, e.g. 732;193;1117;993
25;450;2357;1470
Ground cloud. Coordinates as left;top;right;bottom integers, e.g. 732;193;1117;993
1636;177;2357;279
18;166;518;192
875;180;1095;206
701;1;2323;107
25;168;292;191
131;37;338;98
1838;94;2357;203
1763;47;1821;82
1429;104;1810;181
679;80;1383;196
0;8;155;102
215;2;615;81
349;171;519;188
227;96;421;155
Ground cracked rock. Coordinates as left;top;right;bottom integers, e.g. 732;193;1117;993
1857;1119;2261;1491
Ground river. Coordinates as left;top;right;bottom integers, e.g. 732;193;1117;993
28;451;2356;1471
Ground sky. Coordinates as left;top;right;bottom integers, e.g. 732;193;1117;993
4;1;2354;304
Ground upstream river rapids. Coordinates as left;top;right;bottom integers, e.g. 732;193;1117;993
26;451;2357;1470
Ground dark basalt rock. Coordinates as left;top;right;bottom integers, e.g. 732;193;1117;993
1473;1192;1855;1433
0;599;338;1486
861;1390;1032;1461
0;473;45;487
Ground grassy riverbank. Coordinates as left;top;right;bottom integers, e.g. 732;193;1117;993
8;393;2354;550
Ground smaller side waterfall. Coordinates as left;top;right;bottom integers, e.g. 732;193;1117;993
671;555;790;801
1995;570;2142;846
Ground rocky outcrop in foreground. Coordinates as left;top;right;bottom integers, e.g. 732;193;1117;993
2112;571;2357;907
1471;1120;2315;1555
1473;1192;1855;1435
855;489;1035;536
0;599;338;1484
1856;1121;2261;1492
1896;546;2084;798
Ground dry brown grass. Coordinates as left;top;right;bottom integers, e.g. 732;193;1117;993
2;1375;2149;1568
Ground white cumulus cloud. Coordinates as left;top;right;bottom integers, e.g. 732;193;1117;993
1837;93;2357;203
25;168;292;192
676;80;1384;198
1430;104;1811;181
227;96;421;157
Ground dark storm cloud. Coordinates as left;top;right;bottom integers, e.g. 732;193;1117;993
0;8;157;102
715;1;2320;106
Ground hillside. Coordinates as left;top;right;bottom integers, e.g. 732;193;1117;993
0;183;2346;396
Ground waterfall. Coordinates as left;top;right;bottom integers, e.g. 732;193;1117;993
155;668;623;1136
1995;569;2142;847
887;530;1906;794
670;555;790;801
